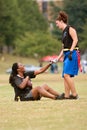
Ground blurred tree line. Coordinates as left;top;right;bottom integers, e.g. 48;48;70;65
50;0;87;53
0;0;87;58
0;0;61;58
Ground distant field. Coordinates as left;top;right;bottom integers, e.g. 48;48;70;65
0;54;40;74
0;73;87;130
0;54;62;74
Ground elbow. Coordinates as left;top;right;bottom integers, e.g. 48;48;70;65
76;37;78;44
74;39;78;46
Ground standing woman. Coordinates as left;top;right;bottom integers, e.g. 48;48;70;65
55;11;79;99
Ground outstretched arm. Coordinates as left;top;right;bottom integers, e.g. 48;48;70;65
34;63;52;75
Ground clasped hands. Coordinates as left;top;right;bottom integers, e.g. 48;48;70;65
50;58;58;64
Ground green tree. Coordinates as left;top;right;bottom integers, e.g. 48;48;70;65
49;1;63;40
79;19;87;52
0;0;49;54
0;0;61;56
0;0;24;53
14;0;61;57
15;31;61;58
64;0;87;37
17;0;48;32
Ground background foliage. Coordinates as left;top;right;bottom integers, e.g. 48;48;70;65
15;31;61;58
0;0;61;57
0;0;87;57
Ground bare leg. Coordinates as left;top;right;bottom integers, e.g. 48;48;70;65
64;74;77;96
64;78;70;97
41;84;59;96
31;86;58;100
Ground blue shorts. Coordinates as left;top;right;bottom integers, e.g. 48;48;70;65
62;50;79;77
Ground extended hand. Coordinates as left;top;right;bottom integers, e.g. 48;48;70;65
50;59;58;63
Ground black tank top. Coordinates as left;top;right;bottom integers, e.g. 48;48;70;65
62;25;78;49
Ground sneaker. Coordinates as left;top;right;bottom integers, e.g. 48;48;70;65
56;93;71;100
69;94;79;99
56;93;65;100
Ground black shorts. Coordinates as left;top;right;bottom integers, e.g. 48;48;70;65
21;90;41;101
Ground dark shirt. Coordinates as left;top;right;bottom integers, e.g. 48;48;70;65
13;71;36;98
62;25;78;49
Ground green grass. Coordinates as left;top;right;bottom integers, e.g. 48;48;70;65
0;73;87;130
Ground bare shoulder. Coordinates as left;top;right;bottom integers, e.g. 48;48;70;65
69;26;76;33
69;26;77;36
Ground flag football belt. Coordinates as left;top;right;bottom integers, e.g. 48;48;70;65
63;47;79;52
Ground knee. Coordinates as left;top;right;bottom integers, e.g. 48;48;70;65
41;84;49;89
36;84;48;90
42;84;48;87
36;86;42;91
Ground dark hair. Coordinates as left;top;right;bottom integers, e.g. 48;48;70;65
12;63;18;75
56;11;68;24
9;63;18;86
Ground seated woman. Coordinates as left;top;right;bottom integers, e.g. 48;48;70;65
9;62;60;101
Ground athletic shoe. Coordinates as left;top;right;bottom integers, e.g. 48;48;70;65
56;93;79;100
56;93;66;100
56;93;71;100
69;94;79;99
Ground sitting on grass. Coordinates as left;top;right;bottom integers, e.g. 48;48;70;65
9;62;60;101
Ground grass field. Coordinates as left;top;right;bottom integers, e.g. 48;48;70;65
0;73;87;130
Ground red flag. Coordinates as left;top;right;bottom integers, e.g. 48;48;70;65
77;51;82;72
